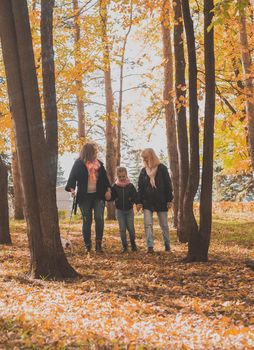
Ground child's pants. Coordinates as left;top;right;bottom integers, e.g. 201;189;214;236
116;208;136;248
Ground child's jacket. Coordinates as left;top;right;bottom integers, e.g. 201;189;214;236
111;183;137;210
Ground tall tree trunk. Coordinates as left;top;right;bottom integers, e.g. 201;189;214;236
0;156;11;245
173;0;189;239
199;0;215;261
12;149;24;220
99;0;117;220
161;0;180;228
238;7;254;177
41;0;58;188
117;0;133;166
0;0;78;279
72;0;86;141
181;0;200;260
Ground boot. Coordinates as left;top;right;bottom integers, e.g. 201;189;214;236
95;240;103;253
130;240;137;252
121;246;128;253
86;245;91;253
147;246;154;254
165;243;170;252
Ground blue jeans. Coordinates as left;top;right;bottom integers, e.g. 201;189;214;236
79;193;105;249
143;209;170;249
116;209;136;248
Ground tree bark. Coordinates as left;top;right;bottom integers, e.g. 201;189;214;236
173;0;189;240
0;0;78;279
12;149;24;220
181;0;200;258
0;156;11;245
72;0;86;141
99;0;117;220
41;0;58;188
161;0;180;228
117;0;133;166
199;0;215;261
238;8;254;177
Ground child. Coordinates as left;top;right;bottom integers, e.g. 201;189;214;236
111;167;138;253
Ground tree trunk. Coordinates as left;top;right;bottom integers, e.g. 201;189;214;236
238;8;254;177
72;0;86;142
0;156;11;245
0;0;78;279
199;0;215;261
173;0;189;240
12;149;24;220
41;0;58;188
181;0;200;259
161;0;180;228
117;0;133;166
99;0;117;220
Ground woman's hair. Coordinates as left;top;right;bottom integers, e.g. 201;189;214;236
79;143;98;162
141;148;160;168
116;166;128;176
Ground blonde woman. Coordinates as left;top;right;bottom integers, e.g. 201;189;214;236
65;143;111;253
137;148;173;253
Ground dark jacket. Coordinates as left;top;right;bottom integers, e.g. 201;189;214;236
111;183;137;210
65;159;110;204
137;163;173;212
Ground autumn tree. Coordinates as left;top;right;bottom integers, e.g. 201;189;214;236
99;0;117;220
198;0;216;261
161;0;179;227
72;0;86;142
0;155;11;245
173;0;189;236
0;0;78;279
41;0;58;188
238;2;254;177
179;0;200;251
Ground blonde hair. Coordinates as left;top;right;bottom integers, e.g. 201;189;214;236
79;143;98;162
141;148;160;168
116;166;128;176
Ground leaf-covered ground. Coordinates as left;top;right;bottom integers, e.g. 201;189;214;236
0;213;254;349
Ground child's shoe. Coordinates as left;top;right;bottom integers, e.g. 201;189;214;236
147;246;154;254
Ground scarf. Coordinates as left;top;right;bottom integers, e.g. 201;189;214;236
145;166;158;188
115;178;130;188
85;159;100;183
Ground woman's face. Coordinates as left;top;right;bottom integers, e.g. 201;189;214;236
142;156;149;165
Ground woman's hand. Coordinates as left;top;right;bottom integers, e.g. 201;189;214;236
70;188;76;198
167;202;172;209
136;204;143;212
105;191;111;201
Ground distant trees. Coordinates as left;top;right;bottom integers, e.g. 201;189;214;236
0;155;11;245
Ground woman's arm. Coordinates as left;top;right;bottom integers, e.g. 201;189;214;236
162;165;173;202
65;161;78;192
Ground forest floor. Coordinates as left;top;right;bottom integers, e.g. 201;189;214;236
0;209;254;349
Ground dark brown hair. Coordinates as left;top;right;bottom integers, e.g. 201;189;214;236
79;143;98;162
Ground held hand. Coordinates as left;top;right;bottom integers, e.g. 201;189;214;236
136;204;143;212
70;189;76;198
167;202;172;209
105;191;111;201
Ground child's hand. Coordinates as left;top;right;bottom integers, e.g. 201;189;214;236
136;204;143;212
167;202;172;209
105;191;111;201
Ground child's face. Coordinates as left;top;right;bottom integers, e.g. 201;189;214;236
118;172;127;181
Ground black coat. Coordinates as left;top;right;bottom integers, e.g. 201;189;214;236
65;159;110;204
111;183;137;210
137;163;173;212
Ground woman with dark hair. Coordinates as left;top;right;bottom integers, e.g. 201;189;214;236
65;143;111;253
137;148;173;253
